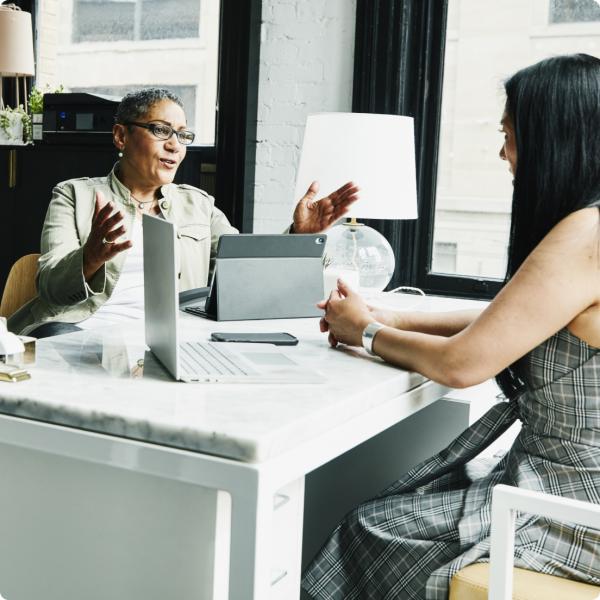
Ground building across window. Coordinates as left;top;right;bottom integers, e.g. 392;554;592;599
549;0;600;23
432;241;457;274
72;0;202;43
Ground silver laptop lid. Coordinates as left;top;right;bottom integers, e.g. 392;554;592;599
143;214;180;380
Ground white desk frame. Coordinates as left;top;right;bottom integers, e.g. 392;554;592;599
0;294;484;599
0;378;448;599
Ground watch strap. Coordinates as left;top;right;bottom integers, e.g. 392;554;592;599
362;322;385;356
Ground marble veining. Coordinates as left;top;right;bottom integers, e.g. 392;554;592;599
0;294;484;462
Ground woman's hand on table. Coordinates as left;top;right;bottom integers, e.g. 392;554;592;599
318;279;377;347
292;180;360;233
318;281;405;346
83;191;132;280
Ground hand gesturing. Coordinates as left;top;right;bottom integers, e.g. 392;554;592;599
292;181;360;234
83;191;132;280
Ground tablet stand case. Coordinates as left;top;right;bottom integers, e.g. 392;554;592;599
205;234;326;321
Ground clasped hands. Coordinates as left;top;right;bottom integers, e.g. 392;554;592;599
319;280;397;349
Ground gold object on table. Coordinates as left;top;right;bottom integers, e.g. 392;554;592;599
0;363;31;382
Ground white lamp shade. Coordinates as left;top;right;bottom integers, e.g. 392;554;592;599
295;112;418;221
0;6;35;76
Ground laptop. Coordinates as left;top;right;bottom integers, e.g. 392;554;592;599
142;214;323;383
183;232;327;321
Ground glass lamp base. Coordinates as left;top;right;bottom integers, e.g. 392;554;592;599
324;222;395;291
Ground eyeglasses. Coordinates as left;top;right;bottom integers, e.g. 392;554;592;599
126;121;196;145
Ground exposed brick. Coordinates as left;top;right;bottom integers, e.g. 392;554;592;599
254;0;356;233
271;3;297;24
267;62;324;84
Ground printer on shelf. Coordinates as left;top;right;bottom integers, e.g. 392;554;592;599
42;92;121;144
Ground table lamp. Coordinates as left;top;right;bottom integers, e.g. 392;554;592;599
0;4;35;111
295;112;418;291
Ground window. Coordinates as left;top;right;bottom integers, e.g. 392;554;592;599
33;0;261;232
354;0;600;298
549;0;600;23
427;0;600;292
433;242;457;274
36;0;220;144
72;0;202;43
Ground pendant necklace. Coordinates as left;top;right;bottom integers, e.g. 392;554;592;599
131;195;156;211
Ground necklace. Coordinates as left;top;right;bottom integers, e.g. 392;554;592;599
131;194;157;211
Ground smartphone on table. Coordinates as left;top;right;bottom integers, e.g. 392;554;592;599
210;332;299;346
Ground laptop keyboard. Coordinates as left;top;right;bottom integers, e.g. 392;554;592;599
180;342;250;378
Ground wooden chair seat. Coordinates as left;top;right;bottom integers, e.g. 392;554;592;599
0;253;40;318
450;563;600;600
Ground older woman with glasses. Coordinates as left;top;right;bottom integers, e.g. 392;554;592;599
9;88;359;337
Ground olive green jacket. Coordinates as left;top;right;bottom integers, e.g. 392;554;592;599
8;165;238;334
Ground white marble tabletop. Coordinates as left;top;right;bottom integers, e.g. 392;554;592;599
0;293;485;462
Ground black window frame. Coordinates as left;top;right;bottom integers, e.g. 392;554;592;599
353;0;503;300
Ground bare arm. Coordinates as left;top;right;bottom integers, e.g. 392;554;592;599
323;207;600;388
368;307;483;337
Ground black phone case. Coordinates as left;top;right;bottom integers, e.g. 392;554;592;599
210;332;299;346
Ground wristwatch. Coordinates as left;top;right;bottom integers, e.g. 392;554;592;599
362;322;386;356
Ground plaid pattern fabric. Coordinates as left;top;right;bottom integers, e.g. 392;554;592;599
303;328;600;599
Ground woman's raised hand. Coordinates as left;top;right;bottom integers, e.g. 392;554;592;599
292;181;360;233
83;191;132;280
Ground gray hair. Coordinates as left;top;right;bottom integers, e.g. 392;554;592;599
115;88;185;124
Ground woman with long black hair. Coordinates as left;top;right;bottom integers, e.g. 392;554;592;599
303;53;600;599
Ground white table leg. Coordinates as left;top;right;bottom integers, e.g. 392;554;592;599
225;473;306;600
227;471;275;599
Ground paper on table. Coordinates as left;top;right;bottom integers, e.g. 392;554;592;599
295;113;418;221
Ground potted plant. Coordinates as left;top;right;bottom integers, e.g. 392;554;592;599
28;84;63;142
28;86;44;142
0;84;64;145
0;105;30;146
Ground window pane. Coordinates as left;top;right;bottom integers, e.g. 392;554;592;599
141;0;201;41
550;0;600;23
73;1;134;43
73;0;201;43
431;0;600;279
36;0;220;145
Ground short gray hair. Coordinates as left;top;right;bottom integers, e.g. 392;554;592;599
115;88;185;124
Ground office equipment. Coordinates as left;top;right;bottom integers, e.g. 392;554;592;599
143;214;319;383
210;332;298;345
42;93;120;144
184;232;326;321
295;113;418;290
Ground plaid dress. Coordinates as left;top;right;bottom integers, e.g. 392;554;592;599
302;328;600;599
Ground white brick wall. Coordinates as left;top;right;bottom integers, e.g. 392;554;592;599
253;0;357;233
36;0;59;89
